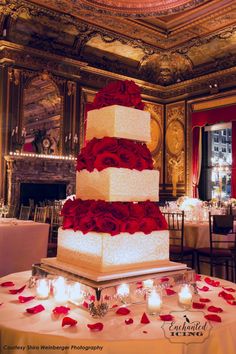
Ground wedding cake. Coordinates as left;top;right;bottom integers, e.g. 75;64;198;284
56;80;169;276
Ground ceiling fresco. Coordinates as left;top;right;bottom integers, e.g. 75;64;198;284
1;0;236;85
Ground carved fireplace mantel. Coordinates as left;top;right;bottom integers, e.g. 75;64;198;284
4;154;76;206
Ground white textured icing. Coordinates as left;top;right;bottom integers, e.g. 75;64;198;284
86;105;151;142
57;228;169;272
76;167;159;202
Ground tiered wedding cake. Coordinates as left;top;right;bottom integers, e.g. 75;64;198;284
56;81;169;276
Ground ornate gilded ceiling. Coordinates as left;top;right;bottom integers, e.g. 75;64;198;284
1;0;236;85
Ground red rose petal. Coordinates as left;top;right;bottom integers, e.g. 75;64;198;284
136;281;143;289
160;314;174;321
165;288;176;296
53;306;70;315
222;287;236;292
218;291;235;301
125;318;134;325
195;274;201;281
204;277;220;287
87;322;103;331
18;296;35;303
143;331;148;334
89;295;95;302
112;304;118;308
9;285;26;294
0;303;3;306
192;302;206;309
227;300;236;305
140;312;150;324
199;298;211;303
197;286;209;292
161;277;169;283
62;317;77;327
26;304;45;314
1;281;15;287
83;301;89;309
204;314;221;322
207;306;223;313
116;307;130;316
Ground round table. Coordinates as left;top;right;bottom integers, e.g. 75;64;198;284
0;271;236;354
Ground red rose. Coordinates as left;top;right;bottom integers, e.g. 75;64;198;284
118;148;136;169
135;159;151;171
74;215;96;234
121;219;139;234
95;215;121;236
62;216;74;229
94;152;120;171
143;201;160;218
61;199;78;216
110;203;130;220
139;217;158;234
76;154;87;171
119;139;139;155
136;143;152;160
129;203;145;219
156;215;168;230
92;137;118;155
90;200;111;216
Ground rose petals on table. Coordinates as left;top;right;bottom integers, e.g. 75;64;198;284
0;281;15;287
26;304;45;314
143;331;148;334
227;300;236;305
222;287;236;293
125;318;134;325
9;285;26;294
161;277;169;283
18;296;35;303
136;281;143;289
87;322;103;332
112;304;118;308
62;317;77;327
165;288;176;296
116;307;130;316
53;306;70;315
199;298;211;303
83;301;89;309
197;286;209;292
218;291;235;301
140;312;150;324
204;314;222;322
89;295;95;302
207;306;223;313
195;274;202;281
192;302;206;309
204;277;220;287
160;314;174;321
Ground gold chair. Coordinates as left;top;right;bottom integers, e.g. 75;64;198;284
19;205;31;220
34;206;47;223
47;207;62;257
163;211;195;269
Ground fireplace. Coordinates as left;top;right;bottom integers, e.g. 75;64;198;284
20;182;67;205
4;154;76;207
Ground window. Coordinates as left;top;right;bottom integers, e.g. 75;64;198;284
199;123;232;201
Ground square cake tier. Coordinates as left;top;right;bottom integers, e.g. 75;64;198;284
86;105;151;142
57;228;169;273
76;167;159;202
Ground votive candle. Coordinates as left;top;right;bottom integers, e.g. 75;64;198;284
147;289;162;315
36;278;50;299
178;284;192;308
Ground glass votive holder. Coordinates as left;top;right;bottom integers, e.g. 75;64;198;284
143;279;154;290
116;283;130;304
146;288;163;315
178;284;193;309
36;278;50;300
53;276;69;304
68;282;84;305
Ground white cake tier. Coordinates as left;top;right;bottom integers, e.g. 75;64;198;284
76;167;159;202
57;228;169;273
86;105;151;142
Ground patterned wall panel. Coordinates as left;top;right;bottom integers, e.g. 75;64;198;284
144;102;164;185
165;102;185;196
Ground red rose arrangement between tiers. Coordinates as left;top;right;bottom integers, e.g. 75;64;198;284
61;80;167;236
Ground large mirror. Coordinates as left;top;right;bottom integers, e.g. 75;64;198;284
22;74;62;155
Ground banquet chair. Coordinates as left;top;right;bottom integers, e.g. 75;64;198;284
34;206;47;223
196;213;236;280
47;207;62;257
6;205;16;218
163;211;195;269
19;205;31;220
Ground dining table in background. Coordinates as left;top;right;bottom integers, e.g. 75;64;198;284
0;219;49;277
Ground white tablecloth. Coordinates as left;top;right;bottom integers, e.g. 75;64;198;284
0;221;49;277
0;271;236;354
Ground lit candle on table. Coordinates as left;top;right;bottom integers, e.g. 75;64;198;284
68;282;83;304
53;277;69;304
117;283;130;297
36;278;50;299
147;289;162;315
178;284;192;308
143;279;154;289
